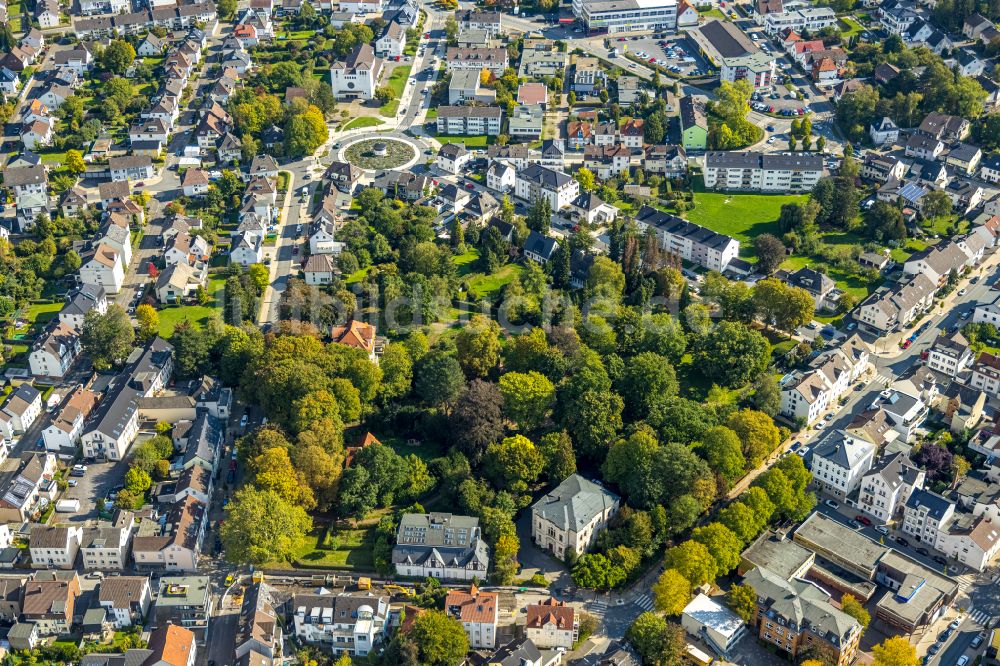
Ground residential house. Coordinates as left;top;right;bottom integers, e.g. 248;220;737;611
375;21;406;57
131;496;207;572
445;585;498;649
870;117;899;145
704;151;824;192
919;112;971;142
97;576;150;628
857;274;936;333
523;231;559;265
182;169;210;197
680;96;708;151
643;144;687;177
524;598;577;650
146;624;197;666
21;573;81;636
779;335;870;425
680;593;747;656
809;431;876;499
391;513;489;581
857;452;925;524
42;387;99;453
0;453;56;522
0;384;43;437
437;144;471;175
151;576;212;642
108;155;155;182
234;582;282;662
60;186;88;217
926;331;973;377
946;143;982;175
514;164;580;211
156;263;205;304
29;525;83;570
741;567;862;665
81;338;174;462
291;591;389;657
775;266;837;310
902;488;955;546
324;161;362;193
81;512;136;571
304;254;336;286
330;320;380;364
531;474;619;559
230;232;263;267
508;104;544;140
28;322;80;379
486;161;515;193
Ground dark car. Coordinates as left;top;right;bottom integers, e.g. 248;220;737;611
933;555;948;565
896;537;910;547
916;547;929;556
938;628;952;642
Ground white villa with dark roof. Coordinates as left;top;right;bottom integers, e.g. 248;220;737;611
857;452;925;524
391;513;490;581
531;474;619;559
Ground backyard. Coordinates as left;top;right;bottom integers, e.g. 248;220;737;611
155;276;226;337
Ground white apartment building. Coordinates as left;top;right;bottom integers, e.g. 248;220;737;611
763;7;836;34
691;20;776;90
42;387;99;453
634;205;740;272
97;575;151;627
28;322;80;379
82;515;135;571
515;164;580;211
970;352;1000;397
435;106;503;136
857;453;925;524
531;474;620;559
291;591;389;657
902;488;954;545
392;513;490;581
809;431;876;499
445;586;499;649
780;335;870;425
926;332;974;377
704;152;824;193
29;525;83;569
572;0;677;33
79;244;125;294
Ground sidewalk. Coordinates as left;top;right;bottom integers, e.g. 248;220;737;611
868;248;1000;359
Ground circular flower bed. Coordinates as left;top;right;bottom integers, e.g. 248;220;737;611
344;138;415;170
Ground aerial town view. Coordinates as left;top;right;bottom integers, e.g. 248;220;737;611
2;0;1000;661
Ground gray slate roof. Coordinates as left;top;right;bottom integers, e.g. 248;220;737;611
532;474;618;531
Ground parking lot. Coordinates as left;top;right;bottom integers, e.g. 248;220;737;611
608;35;709;77
59;460;127;523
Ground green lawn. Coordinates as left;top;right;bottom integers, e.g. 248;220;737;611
453;247;481;275
684;189;808;261
286;524;375;570
839;16;863;38
382;434;445;463
890;238;930;263
24;301;62;327
379;99;400;117
466;263;525;299
435;135;490;147
379;66;412;117
156;276;226;337
342;117;385;131
700;7;727;19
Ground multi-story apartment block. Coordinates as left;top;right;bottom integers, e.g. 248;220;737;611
151;576;213;643
291;591;389;657
97;575;152;628
926;332;974;377
514;164;580;211
436;106;503;136
29;525;83;569
531;474;619;559
445;585;499;649
902;488;955;545
809;431;876;499
856;274;936;333
635;205;740;272
704;152;824;192
742;567;862;666
857;453;925;524
763;7;836;34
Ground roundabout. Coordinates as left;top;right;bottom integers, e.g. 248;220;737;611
341;136;419;171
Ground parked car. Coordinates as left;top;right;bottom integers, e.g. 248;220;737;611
875;525;889;535
950;617;963;630
896;536;910;547
855;515;871;526
933;555;948;565
239;414;248;428
972;634;985;648
916;547;930;556
825;499;839;509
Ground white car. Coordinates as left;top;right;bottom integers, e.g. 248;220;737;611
825;499;839;509
875;525;889;535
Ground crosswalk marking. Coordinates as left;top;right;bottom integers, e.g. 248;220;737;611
588;601;608;618
873;373;893;387
633;594;654;611
969;609;993;626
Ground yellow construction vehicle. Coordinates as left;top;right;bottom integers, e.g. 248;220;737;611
252;571;265;584
357;577;372;590
383;584;414;596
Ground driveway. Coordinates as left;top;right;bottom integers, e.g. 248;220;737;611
514;510;570;585
58;461;127;522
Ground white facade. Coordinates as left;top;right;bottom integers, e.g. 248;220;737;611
30;526;83;569
514;165;580;211
857;453;925;524
704;152;824;193
573;0;677;33
809;431;876;499
291;592;389;657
